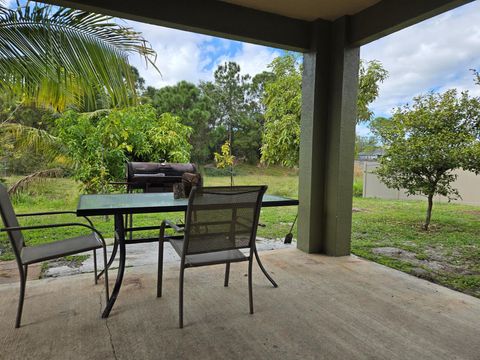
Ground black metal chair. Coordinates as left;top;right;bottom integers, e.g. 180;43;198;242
157;185;267;328
0;184;109;328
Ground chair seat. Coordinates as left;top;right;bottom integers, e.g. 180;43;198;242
21;233;103;265
169;238;248;267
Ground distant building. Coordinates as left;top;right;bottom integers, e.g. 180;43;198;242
358;149;385;162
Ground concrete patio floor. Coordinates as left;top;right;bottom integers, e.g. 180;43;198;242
1;248;479;360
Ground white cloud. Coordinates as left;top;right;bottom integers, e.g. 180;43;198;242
361;0;480;117
124;20;280;88
125;21;215;88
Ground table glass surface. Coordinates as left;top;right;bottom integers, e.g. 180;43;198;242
77;192;298;216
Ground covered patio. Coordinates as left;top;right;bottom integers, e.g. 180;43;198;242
1;248;480;359
2;0;480;358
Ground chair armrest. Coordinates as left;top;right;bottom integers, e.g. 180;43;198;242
16;211;77;217
1;222;107;247
162;220;184;233
16;211;95;227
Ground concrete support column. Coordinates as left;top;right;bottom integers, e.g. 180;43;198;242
297;17;360;256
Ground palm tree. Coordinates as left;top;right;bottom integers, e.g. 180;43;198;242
0;1;158;111
0;1;159;192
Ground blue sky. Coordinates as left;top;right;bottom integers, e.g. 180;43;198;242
123;1;480;137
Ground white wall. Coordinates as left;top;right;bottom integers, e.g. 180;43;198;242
363;162;480;206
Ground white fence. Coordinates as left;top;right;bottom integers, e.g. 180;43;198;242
362;162;480;206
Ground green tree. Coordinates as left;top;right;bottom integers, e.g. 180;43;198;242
148;81;214;163
207;62;264;163
373;90;480;230
357;60;388;123
56;105;192;193
260;54;301;167
260;55;388;167
0;1;157;111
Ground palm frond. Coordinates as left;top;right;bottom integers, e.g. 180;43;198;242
0;1;158;111
0;122;63;159
8;167;63;195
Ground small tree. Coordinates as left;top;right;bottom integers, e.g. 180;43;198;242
373;90;480;230
214;141;235;186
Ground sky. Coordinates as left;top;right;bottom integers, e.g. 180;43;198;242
123;1;480;137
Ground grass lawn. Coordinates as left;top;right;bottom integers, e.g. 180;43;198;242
1;164;479;298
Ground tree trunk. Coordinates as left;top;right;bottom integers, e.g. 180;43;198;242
423;194;434;231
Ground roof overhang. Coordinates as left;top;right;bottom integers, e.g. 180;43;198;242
42;0;474;51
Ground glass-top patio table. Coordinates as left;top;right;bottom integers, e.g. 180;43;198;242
77;192;299;318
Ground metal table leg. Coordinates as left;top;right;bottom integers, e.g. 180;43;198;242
102;213;126;318
96;231;119;281
254;246;278;288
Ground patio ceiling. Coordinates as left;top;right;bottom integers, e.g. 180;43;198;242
43;0;474;51
221;0;382;21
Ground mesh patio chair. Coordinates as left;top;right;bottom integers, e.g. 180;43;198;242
157;185;267;328
0;184;109;328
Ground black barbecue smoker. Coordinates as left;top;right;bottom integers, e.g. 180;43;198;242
125;161;200;193
116;161;201;242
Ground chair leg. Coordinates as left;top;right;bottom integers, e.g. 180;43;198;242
248;257;254;315
224;262;230;287
157;240;164;297
102;246;110;303
93;249;98;285
179;267;185;328
15;265;27;328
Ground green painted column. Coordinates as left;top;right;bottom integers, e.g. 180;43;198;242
297;17;360;256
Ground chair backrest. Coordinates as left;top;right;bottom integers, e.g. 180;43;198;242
183;186;267;256
0;184;24;258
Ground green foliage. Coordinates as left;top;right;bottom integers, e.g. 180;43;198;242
373;90;480;229
56;105;192;193
146;81;214;163
214;141;235;186
214;141;235;169
0;1;158;111
261;55;388;167
357;60;388;124
352;178;363;197
140;63;271;165
261;53;302;167
202;166;235;177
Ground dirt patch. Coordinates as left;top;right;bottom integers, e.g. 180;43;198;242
463;210;480;217
372;247;417;260
410;267;434;280
372;246;478;277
